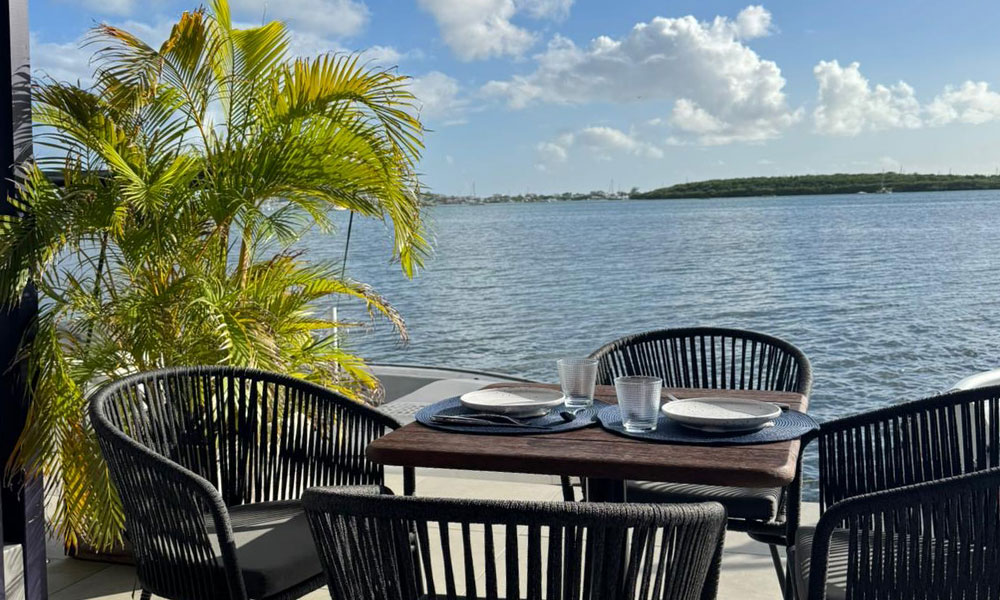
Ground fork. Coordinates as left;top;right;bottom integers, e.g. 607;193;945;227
431;414;550;429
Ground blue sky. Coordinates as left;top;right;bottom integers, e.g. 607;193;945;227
27;0;1000;195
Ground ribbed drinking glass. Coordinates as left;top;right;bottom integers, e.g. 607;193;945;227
557;358;598;408
615;376;662;432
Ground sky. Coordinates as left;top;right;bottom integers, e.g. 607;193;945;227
25;0;1000;195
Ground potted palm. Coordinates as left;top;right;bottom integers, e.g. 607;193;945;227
0;0;427;552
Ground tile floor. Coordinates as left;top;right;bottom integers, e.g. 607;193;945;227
45;469;818;599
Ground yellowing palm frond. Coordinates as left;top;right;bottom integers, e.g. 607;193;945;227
1;0;428;551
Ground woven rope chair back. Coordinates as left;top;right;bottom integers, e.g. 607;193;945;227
304;486;727;600
809;469;1000;600
816;385;1000;511
807;386;1000;599
588;327;811;396
89;366;394;600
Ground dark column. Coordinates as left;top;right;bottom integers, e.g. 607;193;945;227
0;0;47;599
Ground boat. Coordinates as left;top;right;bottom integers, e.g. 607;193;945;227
950;367;1000;391
875;172;893;194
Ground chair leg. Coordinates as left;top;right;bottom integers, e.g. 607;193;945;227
785;545;798;600
768;544;789;599
139;591;152;600
403;466;416;496
559;475;576;501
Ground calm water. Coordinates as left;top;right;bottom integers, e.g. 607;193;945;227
300;191;1000;493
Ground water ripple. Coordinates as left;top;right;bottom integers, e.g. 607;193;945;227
299;191;1000;498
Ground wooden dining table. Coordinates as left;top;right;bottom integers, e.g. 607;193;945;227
367;383;809;501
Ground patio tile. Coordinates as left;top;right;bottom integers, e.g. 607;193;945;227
48;564;137;600
46;557;112;596
48;473;816;599
717;552;785;599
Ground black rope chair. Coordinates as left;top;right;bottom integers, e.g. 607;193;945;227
89;366;412;600
304;485;728;600
561;327;812;596
792;385;1000;599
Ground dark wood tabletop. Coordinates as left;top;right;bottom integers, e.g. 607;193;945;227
367;383;809;488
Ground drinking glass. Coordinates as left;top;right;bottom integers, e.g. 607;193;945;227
615;376;662;432
557;358;598;408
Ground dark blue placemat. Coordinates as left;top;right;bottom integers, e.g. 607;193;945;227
415;396;600;435
596;404;819;446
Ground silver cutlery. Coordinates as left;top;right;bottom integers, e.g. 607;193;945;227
430;414;549;429
463;413;547;425
557;407;588;422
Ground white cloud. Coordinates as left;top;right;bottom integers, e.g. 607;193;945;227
231;0;369;37
811;61;1000;135
71;0;138;16
285;31;416;67
30;17;410;90
517;0;573;20
418;0;536;61
409;71;468;124
362;45;404;65
483;6;801;145
535;140;569;165
733;5;773;39
813;60;922;135
576;126;663;158
30;20;175;85
535;127;662;169
670;99;726;134
926;81;1000;126
30;34;93;85
54;0;163;17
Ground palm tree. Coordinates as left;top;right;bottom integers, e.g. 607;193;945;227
0;0;427;550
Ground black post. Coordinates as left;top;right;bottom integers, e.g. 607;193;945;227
0;0;46;599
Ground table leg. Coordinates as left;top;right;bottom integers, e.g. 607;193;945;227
583;478;627;502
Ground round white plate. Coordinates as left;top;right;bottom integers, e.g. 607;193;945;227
459;387;566;417
661;397;781;432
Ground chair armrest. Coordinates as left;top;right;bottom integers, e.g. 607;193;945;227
780;428;819;546
306;388;418;496
356;400;417;496
92;413;249;599
804;467;1000;600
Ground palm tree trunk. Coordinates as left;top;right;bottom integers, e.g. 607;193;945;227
235;225;250;288
84;231;109;347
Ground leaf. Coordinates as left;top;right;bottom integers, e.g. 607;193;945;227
2;0;426;551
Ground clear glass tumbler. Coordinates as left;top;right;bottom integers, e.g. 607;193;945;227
557;358;598;408
615;376;662;432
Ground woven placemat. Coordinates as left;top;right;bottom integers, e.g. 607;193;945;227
415;397;599;435
596;404;819;446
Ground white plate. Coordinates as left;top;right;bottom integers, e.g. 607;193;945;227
460;387;566;417
661;397;781;432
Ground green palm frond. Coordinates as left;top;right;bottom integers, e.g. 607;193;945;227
1;0;428;552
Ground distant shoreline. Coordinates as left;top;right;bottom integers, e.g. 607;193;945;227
424;173;1000;206
631;172;1000;200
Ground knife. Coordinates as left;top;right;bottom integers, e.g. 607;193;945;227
430;415;550;429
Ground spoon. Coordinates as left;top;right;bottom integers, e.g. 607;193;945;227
557;407;588;423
